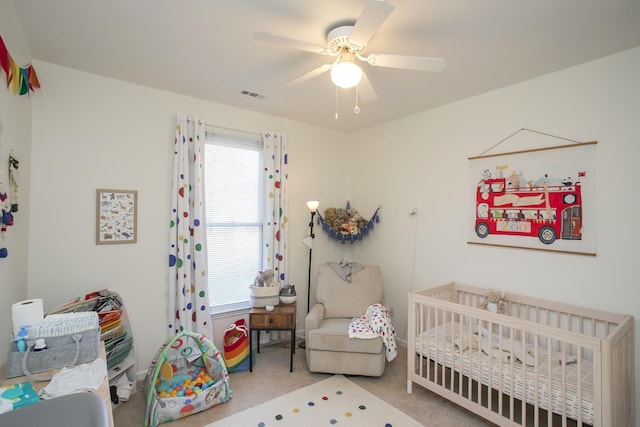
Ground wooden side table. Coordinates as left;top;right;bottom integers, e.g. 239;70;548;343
249;302;296;372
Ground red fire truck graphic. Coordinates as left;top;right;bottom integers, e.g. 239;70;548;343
474;174;582;245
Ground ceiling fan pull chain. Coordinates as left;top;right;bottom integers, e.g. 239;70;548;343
335;86;339;120
354;86;361;114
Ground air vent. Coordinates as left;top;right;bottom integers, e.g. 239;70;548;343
240;90;265;99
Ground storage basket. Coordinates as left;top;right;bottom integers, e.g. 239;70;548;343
222;319;254;372
5;326;100;379
249;286;279;307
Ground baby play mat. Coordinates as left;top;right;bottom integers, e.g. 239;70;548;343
207;374;422;427
144;331;231;427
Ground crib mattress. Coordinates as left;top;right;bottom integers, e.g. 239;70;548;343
415;321;594;424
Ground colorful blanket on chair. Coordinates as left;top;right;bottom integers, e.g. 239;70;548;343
348;303;398;362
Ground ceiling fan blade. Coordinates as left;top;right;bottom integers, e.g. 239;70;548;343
253;32;327;54
366;54;446;72
280;63;332;89
358;71;378;103
348;0;395;48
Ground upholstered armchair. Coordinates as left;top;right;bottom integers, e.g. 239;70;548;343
305;263;386;377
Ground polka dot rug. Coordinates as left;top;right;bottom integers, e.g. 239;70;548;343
207;374;423;427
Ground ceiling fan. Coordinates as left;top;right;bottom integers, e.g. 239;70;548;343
253;0;446;104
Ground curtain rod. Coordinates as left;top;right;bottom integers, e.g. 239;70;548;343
187;118;262;139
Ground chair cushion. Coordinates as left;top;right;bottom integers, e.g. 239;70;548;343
307;318;383;354
316;264;382;319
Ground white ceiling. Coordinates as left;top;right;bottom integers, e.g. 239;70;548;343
11;0;640;132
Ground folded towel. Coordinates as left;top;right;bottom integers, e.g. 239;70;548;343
39;358;107;399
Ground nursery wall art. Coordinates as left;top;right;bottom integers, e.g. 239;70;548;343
96;189;137;244
0;35;40;96
467;129;596;256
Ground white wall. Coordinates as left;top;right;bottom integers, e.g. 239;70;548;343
347;47;640;417
25;60;348;376
0;1;32;362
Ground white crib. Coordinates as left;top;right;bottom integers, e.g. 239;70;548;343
407;283;634;426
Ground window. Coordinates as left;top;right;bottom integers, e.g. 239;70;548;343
203;131;263;313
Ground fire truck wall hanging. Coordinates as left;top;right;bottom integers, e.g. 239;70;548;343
467;128;596;256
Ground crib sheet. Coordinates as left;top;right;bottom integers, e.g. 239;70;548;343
415;321;594;424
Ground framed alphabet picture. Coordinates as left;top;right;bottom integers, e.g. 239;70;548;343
96;189;138;244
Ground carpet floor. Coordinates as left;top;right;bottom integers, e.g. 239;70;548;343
113;342;492;426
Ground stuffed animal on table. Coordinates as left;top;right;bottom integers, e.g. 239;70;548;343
253;269;276;287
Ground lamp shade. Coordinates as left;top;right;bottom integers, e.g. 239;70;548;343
331;61;362;89
306;201;320;212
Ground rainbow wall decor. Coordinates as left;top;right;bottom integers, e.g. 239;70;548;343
0;35;40;96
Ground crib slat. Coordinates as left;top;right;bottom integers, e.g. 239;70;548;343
425;305;430;381
476;317;482;409
440;308;446;386
533;333;539;426
457;317;463;396
487;320;493;413
498;323;504;418
561;342;568;427
467;316;473;401
509;325;515;423
577;344;583;426
418;304;424;378
449;310;455;391
520;331;526;425
547;336;553;427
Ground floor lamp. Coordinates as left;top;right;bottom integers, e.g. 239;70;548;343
299;200;319;349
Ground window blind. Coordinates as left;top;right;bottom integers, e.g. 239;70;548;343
204;132;263;312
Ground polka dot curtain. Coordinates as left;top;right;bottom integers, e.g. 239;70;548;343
262;132;289;284
168;113;213;340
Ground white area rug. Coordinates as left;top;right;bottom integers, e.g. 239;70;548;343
207;374;423;427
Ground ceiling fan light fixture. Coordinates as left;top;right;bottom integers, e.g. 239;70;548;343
330;51;362;89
